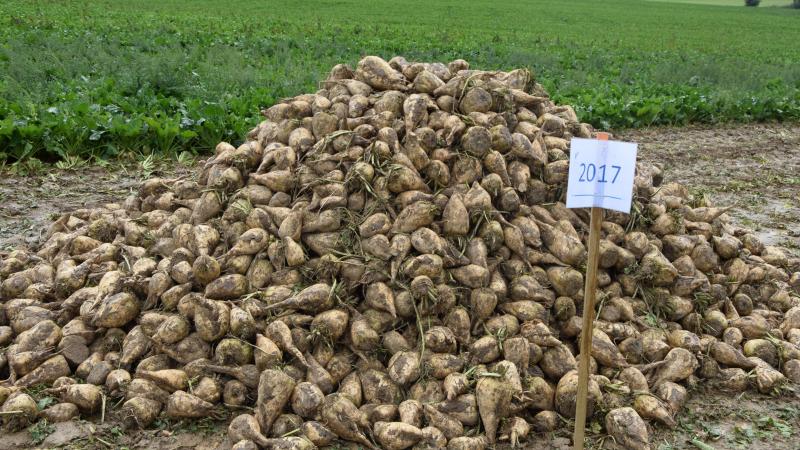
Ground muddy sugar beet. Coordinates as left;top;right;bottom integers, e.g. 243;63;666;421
1;55;799;449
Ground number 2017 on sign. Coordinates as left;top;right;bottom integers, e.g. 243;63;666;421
566;138;638;214
577;163;621;183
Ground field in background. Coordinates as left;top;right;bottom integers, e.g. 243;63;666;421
1;0;799;162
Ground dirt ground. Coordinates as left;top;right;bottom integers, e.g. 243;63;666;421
619;124;800;257
0;162;195;251
1;123;799;449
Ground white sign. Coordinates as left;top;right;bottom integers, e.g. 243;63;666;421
566;138;637;213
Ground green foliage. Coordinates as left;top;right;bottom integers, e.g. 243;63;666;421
1;0;799;162
36;396;56;411
28;420;55;445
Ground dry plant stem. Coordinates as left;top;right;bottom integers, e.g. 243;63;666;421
573;205;603;450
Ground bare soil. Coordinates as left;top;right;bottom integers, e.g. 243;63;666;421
0;162;194;251
619;123;800;257
1;123;799;449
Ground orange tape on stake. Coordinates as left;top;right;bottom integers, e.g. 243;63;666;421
572;132;608;450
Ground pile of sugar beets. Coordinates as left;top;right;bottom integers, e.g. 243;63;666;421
2;55;800;450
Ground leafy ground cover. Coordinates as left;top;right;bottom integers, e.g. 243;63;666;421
1;0;799;162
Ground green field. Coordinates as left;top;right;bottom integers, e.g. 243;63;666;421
1;0;799;162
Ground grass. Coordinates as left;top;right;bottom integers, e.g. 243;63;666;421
1;0;799;162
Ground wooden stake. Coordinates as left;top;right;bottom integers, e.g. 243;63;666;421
572;132;608;450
